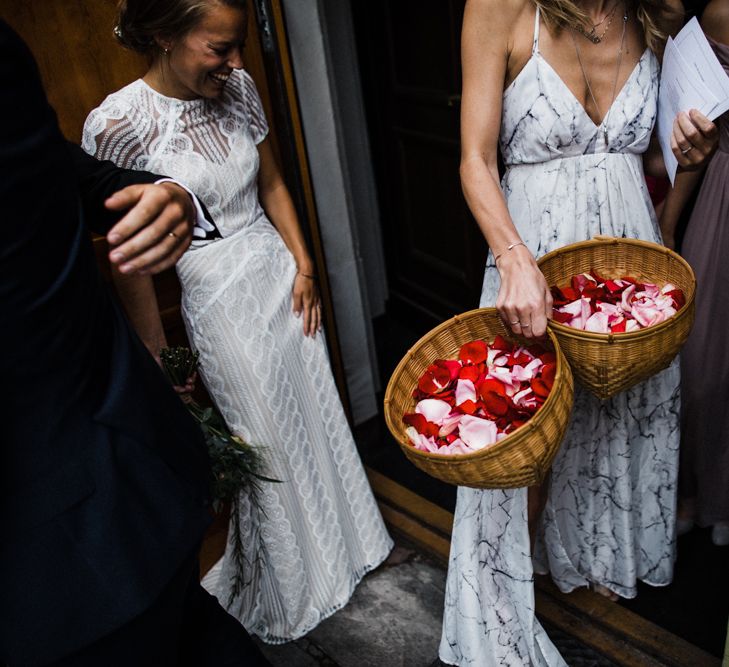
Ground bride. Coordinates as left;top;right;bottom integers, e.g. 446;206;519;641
83;0;392;644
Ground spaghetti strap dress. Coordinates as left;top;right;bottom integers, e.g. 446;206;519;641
440;9;679;665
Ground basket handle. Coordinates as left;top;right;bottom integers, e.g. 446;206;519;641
593;235;618;242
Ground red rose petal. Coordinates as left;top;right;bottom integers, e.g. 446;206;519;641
491;335;512;352
458;365;481;382
531;377;550;399
402;412;441;437
455;399;479;415
481;391;510;416
541;362;556;389
417;364;452;395
666;289;685;309
459;340;488;364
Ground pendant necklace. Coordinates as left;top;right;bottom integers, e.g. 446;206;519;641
575;2;618;44
571;6;628;144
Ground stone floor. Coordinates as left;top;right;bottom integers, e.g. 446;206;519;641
253;545;617;667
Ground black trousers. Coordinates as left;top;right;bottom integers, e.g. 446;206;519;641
47;553;270;667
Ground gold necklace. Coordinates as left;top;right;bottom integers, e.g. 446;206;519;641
571;6;628;144
575;3;618;44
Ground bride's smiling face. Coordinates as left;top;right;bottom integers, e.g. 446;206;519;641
158;3;247;100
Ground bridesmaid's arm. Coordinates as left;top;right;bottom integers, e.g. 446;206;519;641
460;0;551;338
256;138;321;337
658;169;704;250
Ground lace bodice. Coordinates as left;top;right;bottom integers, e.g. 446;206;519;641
500;8;659;166
83;69;269;240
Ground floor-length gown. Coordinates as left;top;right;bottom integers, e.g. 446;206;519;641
679;36;729;529
440;10;679;665
83;69;393;643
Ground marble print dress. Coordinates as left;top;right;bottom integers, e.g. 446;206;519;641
83;70;392;643
440;10;679;666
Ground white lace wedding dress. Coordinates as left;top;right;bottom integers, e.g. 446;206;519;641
440;9;679;665
83;69;392;643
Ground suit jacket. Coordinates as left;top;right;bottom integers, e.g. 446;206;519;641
0;21;213;666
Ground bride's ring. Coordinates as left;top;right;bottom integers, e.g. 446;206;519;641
521;323;531;328
510;320;520;325
681;145;694;154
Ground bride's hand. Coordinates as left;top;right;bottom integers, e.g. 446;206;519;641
292;272;321;337
495;246;552;338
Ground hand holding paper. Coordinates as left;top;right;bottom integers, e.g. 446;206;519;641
658;18;727;184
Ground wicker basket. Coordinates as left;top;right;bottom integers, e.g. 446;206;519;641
537;236;696;400
383;308;574;489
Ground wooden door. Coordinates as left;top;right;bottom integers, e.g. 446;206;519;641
353;0;488;334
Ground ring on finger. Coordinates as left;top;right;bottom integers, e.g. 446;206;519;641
521;323;531;328
168;231;178;239
510;320;520;325
681;145;694;154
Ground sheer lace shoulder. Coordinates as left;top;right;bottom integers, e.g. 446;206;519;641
224;69;269;145
82;84;154;170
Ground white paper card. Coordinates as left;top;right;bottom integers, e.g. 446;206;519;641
658;35;720;184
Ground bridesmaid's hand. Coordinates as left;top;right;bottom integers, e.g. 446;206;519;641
292;272;321;337
495;246;552;339
672;109;718;171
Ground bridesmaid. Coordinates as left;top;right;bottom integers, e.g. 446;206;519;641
660;0;729;547
440;0;716;664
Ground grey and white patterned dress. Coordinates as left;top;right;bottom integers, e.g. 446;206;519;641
83;70;393;644
440;9;679;666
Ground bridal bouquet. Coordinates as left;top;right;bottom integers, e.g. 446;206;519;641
160;347;277;511
550;272;686;333
403;336;556;456
161;346;277;603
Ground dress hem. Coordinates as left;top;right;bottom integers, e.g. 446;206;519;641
251;540;394;645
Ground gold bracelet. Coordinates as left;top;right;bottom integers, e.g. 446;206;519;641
494;241;527;263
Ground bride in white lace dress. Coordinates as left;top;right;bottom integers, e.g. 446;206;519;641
440;1;717;664
83;0;392;644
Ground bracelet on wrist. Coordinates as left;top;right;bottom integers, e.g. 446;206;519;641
494;241;527;263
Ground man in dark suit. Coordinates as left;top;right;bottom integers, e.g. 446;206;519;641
0;20;268;667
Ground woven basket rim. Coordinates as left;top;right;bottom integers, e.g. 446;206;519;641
383;307;569;463
537;236;696;341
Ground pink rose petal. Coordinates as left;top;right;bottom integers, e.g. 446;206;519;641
415;398;452;424
455;379;478;406
458;415;499;450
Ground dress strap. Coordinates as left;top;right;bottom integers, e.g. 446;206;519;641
533;6;541;54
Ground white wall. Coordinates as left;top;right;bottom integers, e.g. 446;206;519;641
282;0;387;424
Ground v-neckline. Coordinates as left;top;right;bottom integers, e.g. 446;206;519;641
535;47;650;131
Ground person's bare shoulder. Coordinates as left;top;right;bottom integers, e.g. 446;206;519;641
465;0;530;41
465;0;533;66
702;0;729;45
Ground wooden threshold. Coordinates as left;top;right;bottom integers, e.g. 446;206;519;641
364;466;720;667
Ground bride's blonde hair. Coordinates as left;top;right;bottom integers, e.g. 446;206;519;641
533;0;682;53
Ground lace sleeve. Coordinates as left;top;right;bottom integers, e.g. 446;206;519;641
239;70;269;145
82;97;149;170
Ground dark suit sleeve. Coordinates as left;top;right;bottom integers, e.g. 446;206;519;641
69;142;216;237
68;142;160;235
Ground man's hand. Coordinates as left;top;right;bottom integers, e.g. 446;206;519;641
105;182;195;275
